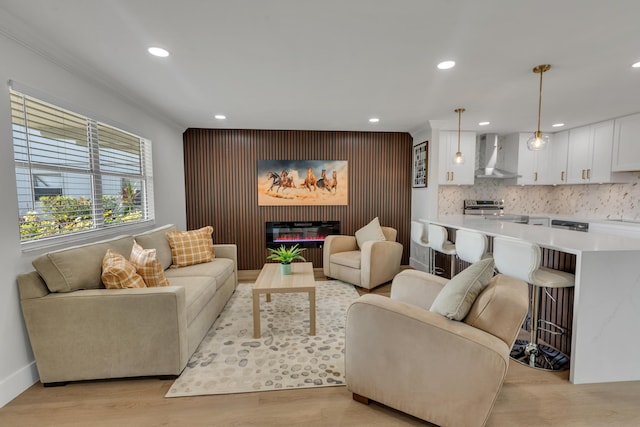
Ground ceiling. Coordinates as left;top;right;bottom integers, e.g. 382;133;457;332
1;0;639;135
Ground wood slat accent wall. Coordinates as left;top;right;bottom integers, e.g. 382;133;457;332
183;129;413;270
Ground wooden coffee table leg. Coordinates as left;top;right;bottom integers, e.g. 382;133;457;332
253;290;261;338
309;288;316;336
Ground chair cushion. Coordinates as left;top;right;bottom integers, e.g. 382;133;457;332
430;258;495;321
166;226;215;268
130;241;170;287
355;217;386;249
330;250;362;269
101;250;146;289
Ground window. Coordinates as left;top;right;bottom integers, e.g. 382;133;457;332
10;90;154;244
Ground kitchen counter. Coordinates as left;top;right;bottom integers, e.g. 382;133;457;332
421;215;640;385
428;215;640;253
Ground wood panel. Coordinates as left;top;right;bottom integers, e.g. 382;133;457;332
183;129;413;270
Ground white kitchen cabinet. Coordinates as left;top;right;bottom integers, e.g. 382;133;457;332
438;130;476;185
544;130;569;184
566;120;615;184
505;133;549;185
612;113;640;171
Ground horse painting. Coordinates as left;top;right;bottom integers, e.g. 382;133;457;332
327;170;338;192
302;168;317;191
258;160;347;206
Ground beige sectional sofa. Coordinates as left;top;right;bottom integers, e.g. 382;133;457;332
17;224;237;385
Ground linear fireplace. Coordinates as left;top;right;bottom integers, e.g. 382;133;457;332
266;221;340;249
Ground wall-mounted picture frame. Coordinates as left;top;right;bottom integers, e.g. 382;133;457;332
412;141;428;188
257;160;348;206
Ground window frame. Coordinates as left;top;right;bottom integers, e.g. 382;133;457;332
10;89;155;250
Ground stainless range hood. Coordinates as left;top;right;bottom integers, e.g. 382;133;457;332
475;134;520;179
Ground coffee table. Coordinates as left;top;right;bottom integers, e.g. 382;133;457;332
252;262;316;339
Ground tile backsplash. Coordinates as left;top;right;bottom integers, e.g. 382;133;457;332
438;173;640;220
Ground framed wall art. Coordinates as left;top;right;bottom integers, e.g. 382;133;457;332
258;160;348;206
412;141;428;188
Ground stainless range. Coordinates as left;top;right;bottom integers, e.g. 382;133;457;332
463;199;529;224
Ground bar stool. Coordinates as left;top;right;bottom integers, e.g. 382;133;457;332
454;229;491;268
492;236;575;370
427;224;456;278
410;221;432;273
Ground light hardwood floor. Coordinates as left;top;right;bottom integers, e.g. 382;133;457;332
2;272;640;427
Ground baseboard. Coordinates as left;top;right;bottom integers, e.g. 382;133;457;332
0;361;39;408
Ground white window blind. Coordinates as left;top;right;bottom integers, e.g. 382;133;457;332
10;89;154;243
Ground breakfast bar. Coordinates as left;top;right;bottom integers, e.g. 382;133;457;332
422;215;640;385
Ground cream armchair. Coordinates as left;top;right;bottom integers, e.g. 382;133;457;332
322;226;403;290
345;269;529;427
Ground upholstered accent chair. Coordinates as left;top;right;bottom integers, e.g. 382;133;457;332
322;219;403;291
345;268;529;427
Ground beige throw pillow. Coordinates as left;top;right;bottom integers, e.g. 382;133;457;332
355;217;386;249
101;250;146;289
430;258;495;321
166;226;215;268
130;241;170;287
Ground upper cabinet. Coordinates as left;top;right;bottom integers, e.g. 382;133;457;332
438;130;476;185
504;132;567;185
566;120;617;184
545;130;569;184
508;133;544;185
612;113;640;171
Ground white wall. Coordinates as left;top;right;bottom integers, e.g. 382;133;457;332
0;34;187;407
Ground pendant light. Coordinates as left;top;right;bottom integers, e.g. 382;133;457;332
527;64;551;151
453;108;465;164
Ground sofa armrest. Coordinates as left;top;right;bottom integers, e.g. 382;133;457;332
323;235;358;276
214;243;237;264
390;269;448;310
359;240;403;288
346;294;510;427
20;286;189;384
214;243;238;284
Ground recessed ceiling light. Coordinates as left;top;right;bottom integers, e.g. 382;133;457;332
214;114;226;120
148;47;170;57
478;121;490;126
437;61;455;70
552;123;565;127
632;61;640;68
369;118;380;123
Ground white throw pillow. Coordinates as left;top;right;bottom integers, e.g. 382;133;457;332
430;258;495;321
355;217;386;249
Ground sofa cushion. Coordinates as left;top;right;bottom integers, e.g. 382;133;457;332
430;258;495;321
133;224;177;270
101;250;146;289
32;235;135;293
130;242;170;287
330;251;362;269
164;258;235;287
166;226;215;268
165;275;217;326
355;217;386;249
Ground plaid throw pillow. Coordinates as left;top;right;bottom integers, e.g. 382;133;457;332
166;226;215;268
101;249;146;289
130;241;170;287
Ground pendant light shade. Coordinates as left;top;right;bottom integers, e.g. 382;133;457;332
527;64;551;151
453;108;465;165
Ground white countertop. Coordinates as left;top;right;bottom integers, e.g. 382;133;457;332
424;215;640;254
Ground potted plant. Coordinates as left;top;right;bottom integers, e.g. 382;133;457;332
267;244;306;275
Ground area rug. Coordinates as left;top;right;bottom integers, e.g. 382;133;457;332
165;280;360;397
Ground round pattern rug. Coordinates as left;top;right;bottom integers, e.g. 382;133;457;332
165;280;360;397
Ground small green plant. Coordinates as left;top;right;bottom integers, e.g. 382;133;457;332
267;244;307;264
